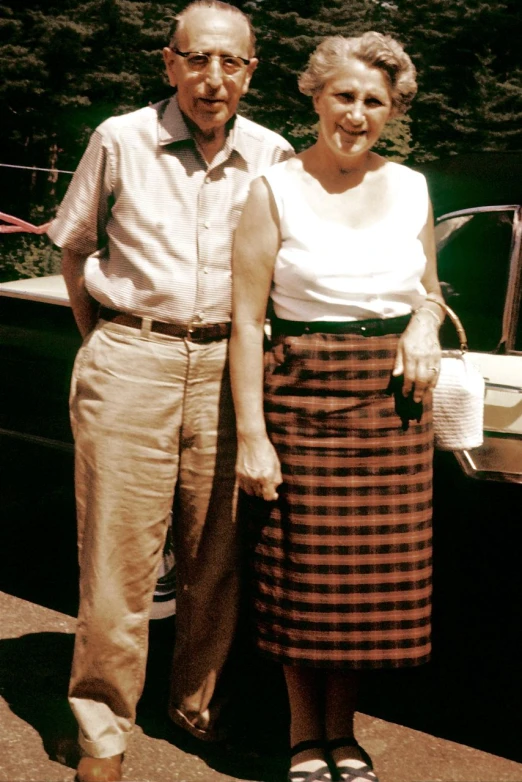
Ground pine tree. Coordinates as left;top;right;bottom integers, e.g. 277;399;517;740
1;0;521;228
384;0;522;161
243;0;388;151
0;0;180;219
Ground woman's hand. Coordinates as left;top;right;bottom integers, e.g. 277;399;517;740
236;434;282;501
393;309;441;402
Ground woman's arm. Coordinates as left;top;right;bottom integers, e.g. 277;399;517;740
393;200;443;402
230;176;283;501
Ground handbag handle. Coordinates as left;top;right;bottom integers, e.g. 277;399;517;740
425;294;468;352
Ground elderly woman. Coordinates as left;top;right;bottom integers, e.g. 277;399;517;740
230;32;444;782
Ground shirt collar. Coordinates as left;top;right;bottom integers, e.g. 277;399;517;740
228;117;253;164
157;95;251;164
157;96;193;145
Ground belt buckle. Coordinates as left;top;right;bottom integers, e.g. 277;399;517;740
186;319;205;341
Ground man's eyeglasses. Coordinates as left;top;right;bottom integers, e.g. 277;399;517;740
172;48;251;76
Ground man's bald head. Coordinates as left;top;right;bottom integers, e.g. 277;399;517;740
170;1;256;57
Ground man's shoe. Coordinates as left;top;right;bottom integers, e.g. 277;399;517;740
76;753;123;782
168;705;225;742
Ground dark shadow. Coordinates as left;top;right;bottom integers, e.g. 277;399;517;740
0;439;79;617
0;631;79;767
0;623;289;781
359;450;522;764
138;614;289;782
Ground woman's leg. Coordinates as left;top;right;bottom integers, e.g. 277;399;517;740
284;665;328;774
324;670;359;741
325;671;377;780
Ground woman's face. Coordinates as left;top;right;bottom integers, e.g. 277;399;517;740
313;57;393;163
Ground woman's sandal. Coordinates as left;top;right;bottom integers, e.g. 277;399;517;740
326;737;379;782
288;739;333;782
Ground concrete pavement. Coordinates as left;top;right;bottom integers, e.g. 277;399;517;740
1;590;521;782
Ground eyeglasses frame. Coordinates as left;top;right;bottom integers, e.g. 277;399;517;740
171;48;252;72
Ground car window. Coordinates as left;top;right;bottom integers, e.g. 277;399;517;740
435;208;515;352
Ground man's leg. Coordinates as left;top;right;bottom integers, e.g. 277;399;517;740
169;338;239;737
69;322;188;758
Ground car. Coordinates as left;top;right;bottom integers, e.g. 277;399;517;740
418;151;522;483
0;274;176;619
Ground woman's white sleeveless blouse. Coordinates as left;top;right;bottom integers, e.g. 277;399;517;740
262;160;430;322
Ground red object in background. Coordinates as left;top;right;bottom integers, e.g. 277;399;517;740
0;211;51;234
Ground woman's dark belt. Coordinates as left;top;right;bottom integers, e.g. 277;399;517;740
99;306;231;343
271;314;411;338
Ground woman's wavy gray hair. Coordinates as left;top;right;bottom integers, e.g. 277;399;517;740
298;31;417;116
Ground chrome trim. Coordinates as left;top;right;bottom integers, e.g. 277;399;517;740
505;207;522;350
485;381;522;394
454;436;522;484
0;427;73;453
435;204;520;221
0;288;71;307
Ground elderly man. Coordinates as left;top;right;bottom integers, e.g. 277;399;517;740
48;2;293;780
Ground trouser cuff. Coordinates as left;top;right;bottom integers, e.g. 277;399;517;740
79;731;128;759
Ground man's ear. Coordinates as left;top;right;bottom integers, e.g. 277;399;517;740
241;57;259;95
163;47;177;88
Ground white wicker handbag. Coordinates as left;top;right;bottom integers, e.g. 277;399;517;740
432;302;485;451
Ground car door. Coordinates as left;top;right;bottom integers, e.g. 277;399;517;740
434;204;522;482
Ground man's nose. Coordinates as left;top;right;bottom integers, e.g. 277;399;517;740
205;58;224;88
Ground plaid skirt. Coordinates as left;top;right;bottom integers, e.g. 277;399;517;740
249;329;433;669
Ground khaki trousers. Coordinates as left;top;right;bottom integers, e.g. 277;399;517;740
68;319;239;758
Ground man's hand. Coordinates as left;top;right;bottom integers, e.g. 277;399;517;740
236;434;282;501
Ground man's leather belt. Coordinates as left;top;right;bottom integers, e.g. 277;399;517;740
99;307;231;342
271;314;411;339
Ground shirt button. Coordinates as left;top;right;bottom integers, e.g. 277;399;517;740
204;221;211;229
202;267;209;274
205;176;211;184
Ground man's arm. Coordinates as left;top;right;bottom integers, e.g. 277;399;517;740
48;129;111;338
62;249;99;338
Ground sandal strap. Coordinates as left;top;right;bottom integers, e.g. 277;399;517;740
327;736;373;769
288;765;332;782
337;764;377;782
291;739;325;757
289;739;332;781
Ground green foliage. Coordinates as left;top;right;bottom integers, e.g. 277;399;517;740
374;115;414;161
0;234;62;282
382;0;522;161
